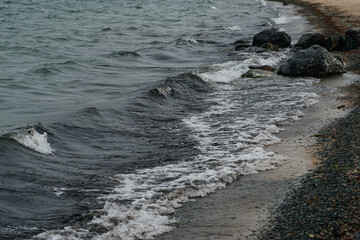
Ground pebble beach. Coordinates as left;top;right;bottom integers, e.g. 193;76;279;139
260;0;360;239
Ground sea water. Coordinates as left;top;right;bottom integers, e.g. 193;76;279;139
0;0;327;239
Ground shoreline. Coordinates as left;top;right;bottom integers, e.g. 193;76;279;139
261;82;360;239
156;75;353;240
262;0;360;239
156;0;360;239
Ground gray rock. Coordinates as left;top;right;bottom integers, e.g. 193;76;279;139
252;28;291;48
346;28;360;46
327;32;357;51
242;69;276;78
278;45;345;77
294;33;328;49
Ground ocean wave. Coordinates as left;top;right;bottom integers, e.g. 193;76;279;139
109;51;142;58
35;75;321;240
196;52;286;83
176;37;198;46
5;126;55;155
222;25;242;31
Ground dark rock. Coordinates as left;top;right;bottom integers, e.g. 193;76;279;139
235;43;251;51
249;65;276;72
242;69;276;78
277;45;345;77
333;55;344;65
346;28;360;46
294;33;328;49
327;32;358;51
261;42;279;51
234;39;249;45
327;32;343;51
252;28;291;48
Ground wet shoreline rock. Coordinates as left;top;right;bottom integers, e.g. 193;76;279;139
294;31;360;51
278;45;345;77
327;32;358;51
252;28;291;48
346;28;360;46
294;33;328;49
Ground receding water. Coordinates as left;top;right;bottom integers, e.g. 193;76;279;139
0;0;327;239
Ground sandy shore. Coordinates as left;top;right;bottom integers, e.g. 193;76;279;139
303;0;360;18
288;0;360;33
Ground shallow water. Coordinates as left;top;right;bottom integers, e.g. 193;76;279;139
0;0;330;239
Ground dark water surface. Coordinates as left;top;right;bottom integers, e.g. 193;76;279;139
0;0;324;239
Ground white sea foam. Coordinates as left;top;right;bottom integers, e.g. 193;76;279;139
177;37;198;46
196;53;285;83
209;5;217;9
12;128;54;155
223;25;242;31
271;15;300;25
259;0;267;6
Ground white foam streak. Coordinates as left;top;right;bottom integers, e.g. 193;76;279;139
12;128;54;155
223;25;242;31
196;53;285;83
271;15;300;25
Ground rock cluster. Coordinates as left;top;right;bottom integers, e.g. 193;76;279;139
234;28;360;78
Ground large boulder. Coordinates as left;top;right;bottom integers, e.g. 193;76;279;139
294;33;328;49
278;45;345;77
346;28;360;46
252;28;291;48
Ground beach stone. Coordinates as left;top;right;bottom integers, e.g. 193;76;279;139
327;32;357;51
249;65;276;72
294;33;328;49
327;32;343;51
252;28;291;48
242;69;276;78
278;45;345;77
346;28;360;46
